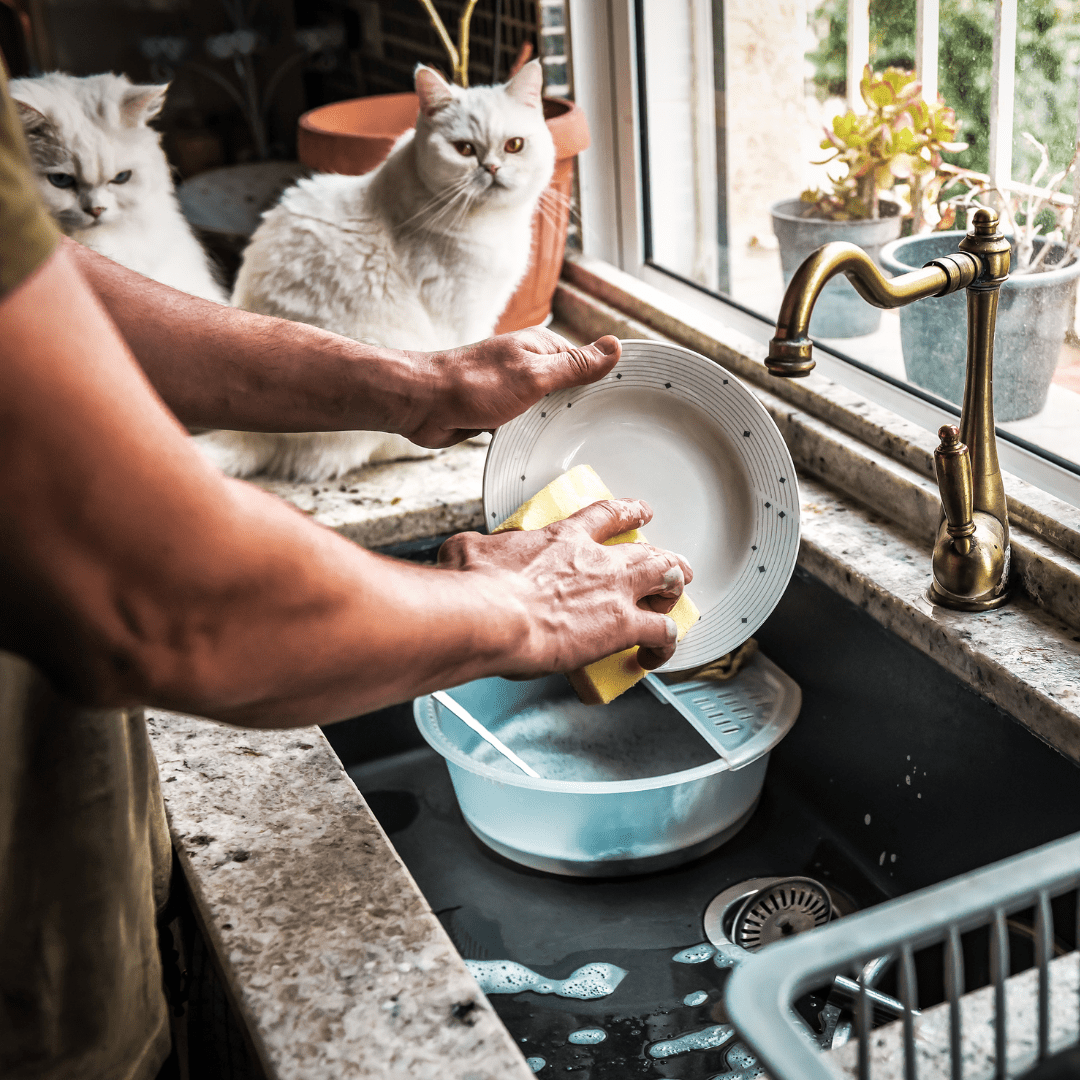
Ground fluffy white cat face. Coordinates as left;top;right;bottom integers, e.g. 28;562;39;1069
11;72;172;235
412;61;554;216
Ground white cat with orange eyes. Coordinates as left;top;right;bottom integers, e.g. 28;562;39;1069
202;60;556;481
11;72;226;303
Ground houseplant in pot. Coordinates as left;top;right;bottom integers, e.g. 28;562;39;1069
771;65;965;338
880;137;1080;421
296;1;589;334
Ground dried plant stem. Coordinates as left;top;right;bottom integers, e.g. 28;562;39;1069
910;173;926;234
418;0;460;75
458;0;481;86
417;0;481;87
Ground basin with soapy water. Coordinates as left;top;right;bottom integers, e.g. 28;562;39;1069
414;654;800;876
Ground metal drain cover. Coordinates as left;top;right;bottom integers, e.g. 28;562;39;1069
731;876;833;950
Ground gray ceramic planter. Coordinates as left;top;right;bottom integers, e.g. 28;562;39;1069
880;232;1080;421
771;198;902;338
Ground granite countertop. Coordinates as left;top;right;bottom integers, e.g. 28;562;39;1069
148;711;533;1080
148;387;1080;1079
252;441;487;548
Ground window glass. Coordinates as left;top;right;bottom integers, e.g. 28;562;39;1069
636;0;1080;486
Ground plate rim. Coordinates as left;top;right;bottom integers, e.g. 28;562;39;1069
482;339;800;670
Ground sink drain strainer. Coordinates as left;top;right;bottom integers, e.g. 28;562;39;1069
731;877;833;950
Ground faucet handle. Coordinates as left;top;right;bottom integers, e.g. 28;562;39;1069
935;425;976;552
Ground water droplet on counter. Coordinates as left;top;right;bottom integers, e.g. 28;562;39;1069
683;990;708;1006
672;943;717;964
568;1028;607;1045
648;1023;735;1059
526;1056;546;1072
464;960;627;1000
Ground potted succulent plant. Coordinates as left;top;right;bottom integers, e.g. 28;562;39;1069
295;0;590;334
880;135;1080;421
771;66;965;338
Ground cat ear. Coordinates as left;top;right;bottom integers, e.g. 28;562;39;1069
504;58;543;109
415;65;455;117
14;99;51;137
13;99;64;166
121;83;169;127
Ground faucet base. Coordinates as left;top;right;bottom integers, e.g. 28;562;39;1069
926;584;1010;612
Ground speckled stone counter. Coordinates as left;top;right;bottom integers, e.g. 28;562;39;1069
252;441;486;548
147;711;534;1080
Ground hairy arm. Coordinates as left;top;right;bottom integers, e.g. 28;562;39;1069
0;247;687;728
63;238;620;442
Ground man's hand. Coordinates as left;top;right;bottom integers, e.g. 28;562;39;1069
438;498;694;675
403;327;621;447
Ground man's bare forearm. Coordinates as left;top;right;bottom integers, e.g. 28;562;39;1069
0;246;532;726
64;237;430;434
2;248;679;727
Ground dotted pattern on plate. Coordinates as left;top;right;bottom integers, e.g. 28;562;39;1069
483;340;801;670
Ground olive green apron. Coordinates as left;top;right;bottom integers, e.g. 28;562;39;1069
0;651;172;1079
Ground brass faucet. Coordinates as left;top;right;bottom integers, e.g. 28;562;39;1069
766;207;1011;611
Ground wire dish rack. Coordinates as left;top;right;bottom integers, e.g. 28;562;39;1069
724;830;1080;1080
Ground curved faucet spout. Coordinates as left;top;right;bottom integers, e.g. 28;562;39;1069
766;241;979;378
764;206;1012;611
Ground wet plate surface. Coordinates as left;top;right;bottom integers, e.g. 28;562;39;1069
483;340;801;670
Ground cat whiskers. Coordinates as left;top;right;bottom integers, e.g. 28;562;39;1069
410;182;480;245
535;185;596;246
535;186;573;231
395;176;474;236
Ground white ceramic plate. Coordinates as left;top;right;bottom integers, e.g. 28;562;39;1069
482;340;800;670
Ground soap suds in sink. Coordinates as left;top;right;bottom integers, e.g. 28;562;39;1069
464;959;627;999
567;1028;607;1045
672;943;717;964
648;1023;736;1058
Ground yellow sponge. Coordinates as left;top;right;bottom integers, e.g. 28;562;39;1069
493;465;700;704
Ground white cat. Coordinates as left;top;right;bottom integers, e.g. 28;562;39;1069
11;72;227;304
196;60;555;482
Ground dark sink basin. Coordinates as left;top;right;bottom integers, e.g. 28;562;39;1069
324;557;1080;1078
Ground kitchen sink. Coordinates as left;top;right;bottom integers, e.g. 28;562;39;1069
324;553;1080;1078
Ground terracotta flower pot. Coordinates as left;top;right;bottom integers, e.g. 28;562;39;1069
297;93;590;334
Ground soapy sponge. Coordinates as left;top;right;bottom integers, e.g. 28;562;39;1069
493;464;700;704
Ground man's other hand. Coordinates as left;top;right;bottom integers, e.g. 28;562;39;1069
437;498;694;675
404;327;621;448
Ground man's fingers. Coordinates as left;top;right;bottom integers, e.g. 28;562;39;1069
534;335;620;390
566;337;620;383
640;593;679;615
640;547;694;586
559;498;652;542
619;544;693;593
437;530;477;567
635;612;679;670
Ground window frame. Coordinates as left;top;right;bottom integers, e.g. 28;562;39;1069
565;0;1080;509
